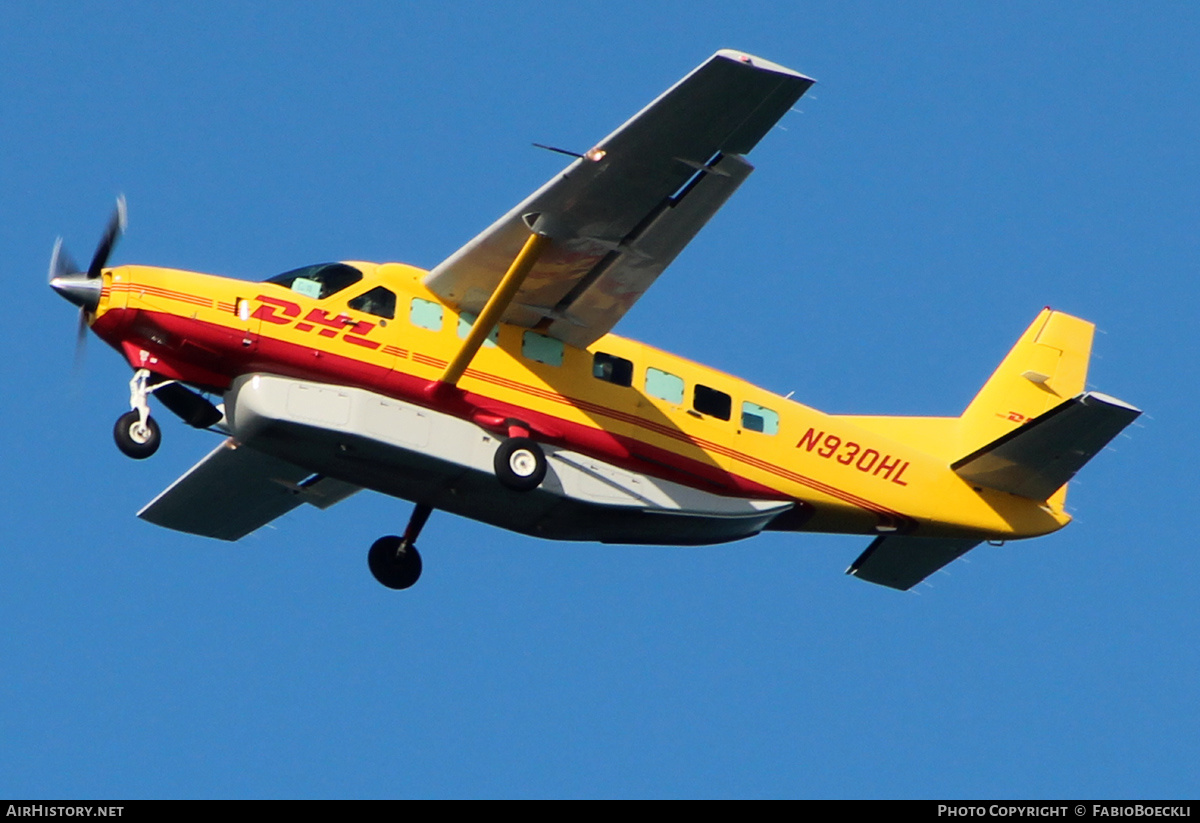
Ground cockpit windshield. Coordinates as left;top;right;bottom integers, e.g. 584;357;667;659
264;263;363;299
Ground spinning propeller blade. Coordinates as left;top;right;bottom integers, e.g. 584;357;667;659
73;307;89;371
87;194;127;279
48;236;81;283
49;197;128;364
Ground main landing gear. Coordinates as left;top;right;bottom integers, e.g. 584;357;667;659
494;436;547;491
113;369;166;459
368;432;548;590
368;503;431;590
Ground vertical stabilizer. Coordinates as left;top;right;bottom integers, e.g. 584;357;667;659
958;309;1095;456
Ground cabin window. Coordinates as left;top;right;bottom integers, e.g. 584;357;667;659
456;312;499;348
522;332;563;367
348;286;396;319
264;263;363;299
693;384;732;420
645;367;684;404
593;352;633;387
741;401;780;435
410;298;444;331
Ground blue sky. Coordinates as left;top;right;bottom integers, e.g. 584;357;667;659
2;2;1197;798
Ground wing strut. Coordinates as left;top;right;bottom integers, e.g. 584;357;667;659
436;230;551;388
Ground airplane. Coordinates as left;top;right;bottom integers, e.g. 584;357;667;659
48;50;1140;592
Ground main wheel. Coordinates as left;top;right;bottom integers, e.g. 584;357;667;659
368;535;423;590
494;437;547;491
113;410;161;459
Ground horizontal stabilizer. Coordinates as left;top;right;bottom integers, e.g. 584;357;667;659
847;535;982;590
139;439;360;540
952;391;1141;500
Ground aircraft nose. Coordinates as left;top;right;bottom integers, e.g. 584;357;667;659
50;272;102;312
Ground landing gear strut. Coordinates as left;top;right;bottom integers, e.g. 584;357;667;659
113;369;169;459
368;503;431;589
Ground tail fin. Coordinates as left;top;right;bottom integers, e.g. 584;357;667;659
957;308;1095;455
837;309;1097;462
837;309;1137;504
954;308;1140;502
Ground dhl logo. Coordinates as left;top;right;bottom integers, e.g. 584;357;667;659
252;295;381;350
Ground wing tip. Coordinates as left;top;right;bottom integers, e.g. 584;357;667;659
713;49;816;84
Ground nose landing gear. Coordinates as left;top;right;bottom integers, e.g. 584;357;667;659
113;368;169;459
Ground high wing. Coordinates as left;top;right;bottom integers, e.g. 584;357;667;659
423;50;814;349
139;439;360;541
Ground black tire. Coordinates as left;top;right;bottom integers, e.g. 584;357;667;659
113;411;161;459
493;437;547;491
368;535;423;590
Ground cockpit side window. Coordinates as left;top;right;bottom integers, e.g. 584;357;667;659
348;286;397;319
264;263;363;299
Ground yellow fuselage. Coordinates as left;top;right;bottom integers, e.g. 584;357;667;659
91;260;1070;542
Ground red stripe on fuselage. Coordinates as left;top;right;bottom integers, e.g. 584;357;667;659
110;282;213;309
92;307;915;530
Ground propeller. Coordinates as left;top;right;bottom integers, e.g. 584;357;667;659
49;196;127;365
87;195;127;279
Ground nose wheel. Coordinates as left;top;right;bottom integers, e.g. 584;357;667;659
368;503;432;589
113;369;171;459
113;410;161;459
